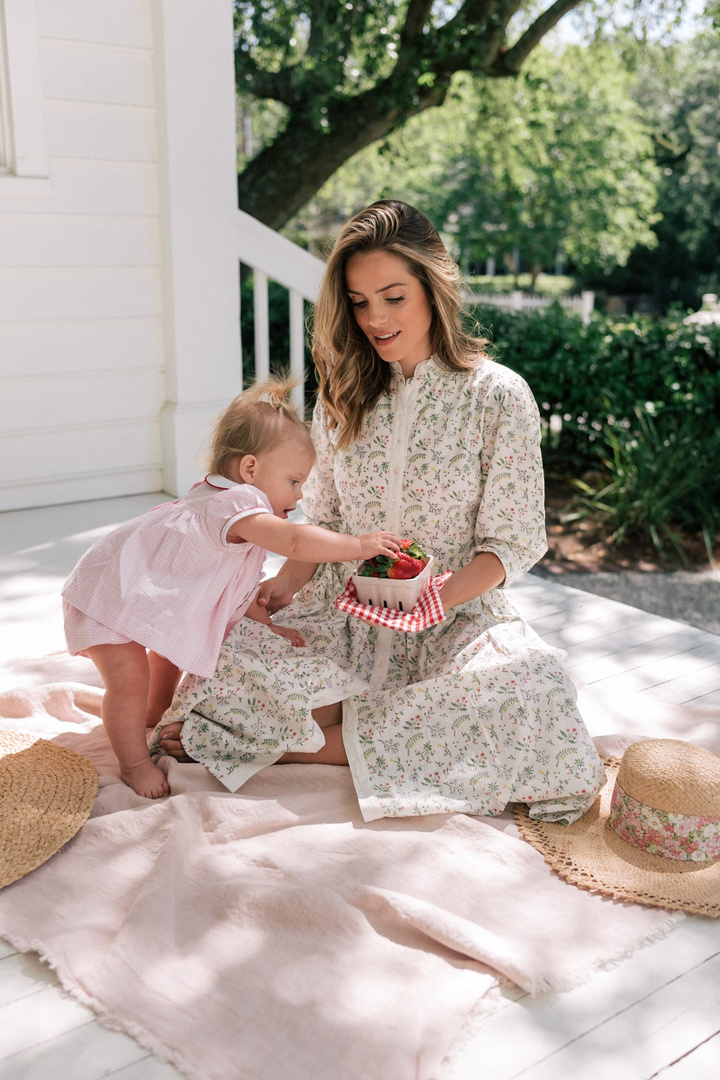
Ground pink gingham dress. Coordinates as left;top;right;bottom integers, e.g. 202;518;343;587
62;477;272;677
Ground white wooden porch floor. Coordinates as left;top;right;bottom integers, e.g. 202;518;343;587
0;495;719;1079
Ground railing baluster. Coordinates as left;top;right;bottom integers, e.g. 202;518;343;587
238;209;325;406
253;268;270;381
289;288;306;418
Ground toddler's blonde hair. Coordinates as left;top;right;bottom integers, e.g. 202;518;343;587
209;375;314;477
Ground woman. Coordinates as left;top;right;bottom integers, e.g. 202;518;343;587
156;200;604;824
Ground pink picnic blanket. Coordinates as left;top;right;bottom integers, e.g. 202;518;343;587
0;654;718;1080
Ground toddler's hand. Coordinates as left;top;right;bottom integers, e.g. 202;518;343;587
358;532;402;560
271;624;306;647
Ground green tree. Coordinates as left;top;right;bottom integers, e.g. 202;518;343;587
284;44;660;284
590;27;720;308
234;0;597;229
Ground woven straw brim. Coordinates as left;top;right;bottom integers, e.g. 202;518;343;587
514;759;720;918
0;730;98;889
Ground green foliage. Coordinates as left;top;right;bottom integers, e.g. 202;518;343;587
472;303;720;555
567;404;720;561
236;1;661;228
589;29;720;308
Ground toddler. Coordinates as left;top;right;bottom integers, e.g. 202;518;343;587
62;377;401;799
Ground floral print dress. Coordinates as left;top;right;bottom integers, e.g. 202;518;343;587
152;357;605;824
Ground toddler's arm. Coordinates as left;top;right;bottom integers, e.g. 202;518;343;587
245;593;305;647
228;514;401;564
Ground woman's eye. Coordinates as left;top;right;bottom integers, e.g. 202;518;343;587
387;296;404;304
351;299;367;309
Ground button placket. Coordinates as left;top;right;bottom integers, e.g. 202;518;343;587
386;378;418;531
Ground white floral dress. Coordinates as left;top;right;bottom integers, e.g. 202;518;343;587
152;357;605;824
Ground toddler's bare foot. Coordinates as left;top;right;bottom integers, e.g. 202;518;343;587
160;721;195;763
121;757;170;799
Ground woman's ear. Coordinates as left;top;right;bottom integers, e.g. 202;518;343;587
234;454;257;484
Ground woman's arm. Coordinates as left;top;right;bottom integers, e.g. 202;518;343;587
472;375;548;587
438;551;506;611
255;559;318;615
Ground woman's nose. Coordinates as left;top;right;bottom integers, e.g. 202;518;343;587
367;305;388;329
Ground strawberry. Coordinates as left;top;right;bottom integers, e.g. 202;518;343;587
357;538;429;579
387;553;426;579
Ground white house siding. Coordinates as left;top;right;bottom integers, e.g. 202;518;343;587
0;0;242;512
0;0;163;511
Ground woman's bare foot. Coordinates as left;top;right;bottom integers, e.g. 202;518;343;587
121;757;170;799
159;722;195;762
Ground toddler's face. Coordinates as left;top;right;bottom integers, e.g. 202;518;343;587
250;436;314;518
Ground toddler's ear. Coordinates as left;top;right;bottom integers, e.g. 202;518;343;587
233;454;256;484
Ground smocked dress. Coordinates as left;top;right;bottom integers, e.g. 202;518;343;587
63;479;272;677
153;358;605;824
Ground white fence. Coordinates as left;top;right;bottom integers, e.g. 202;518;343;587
466;289;595;325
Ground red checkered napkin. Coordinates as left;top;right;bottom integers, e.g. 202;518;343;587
335;572;452;632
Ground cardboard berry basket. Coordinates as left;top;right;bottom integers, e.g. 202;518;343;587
351;557;435;613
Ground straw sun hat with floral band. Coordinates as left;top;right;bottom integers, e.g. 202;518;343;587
515;739;720;918
0;729;98;889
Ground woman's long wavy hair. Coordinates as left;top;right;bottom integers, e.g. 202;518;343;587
312;200;491;449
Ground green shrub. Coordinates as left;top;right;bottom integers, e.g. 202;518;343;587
468;303;720;554
566;403;720;561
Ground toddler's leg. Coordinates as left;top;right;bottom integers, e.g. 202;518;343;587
87;642;169;799
146;651;182;728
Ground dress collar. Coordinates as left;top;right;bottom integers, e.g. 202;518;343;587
389;354;439;383
204;474;239;489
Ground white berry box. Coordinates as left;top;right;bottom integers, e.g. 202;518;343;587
351;557;435;613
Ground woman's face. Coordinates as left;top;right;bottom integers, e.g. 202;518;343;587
345;250;433;379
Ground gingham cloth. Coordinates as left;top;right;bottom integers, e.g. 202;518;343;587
335;572;451;632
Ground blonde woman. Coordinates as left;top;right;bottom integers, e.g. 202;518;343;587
158;201;604;824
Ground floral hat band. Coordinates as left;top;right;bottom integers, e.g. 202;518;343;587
515;739;720;918
609;781;720;863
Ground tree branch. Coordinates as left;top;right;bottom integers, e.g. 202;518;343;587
399;0;436;49
236;51;302;107
492;0;583;74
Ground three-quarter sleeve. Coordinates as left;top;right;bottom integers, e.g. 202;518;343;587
302;400;344;532
473;375;548;587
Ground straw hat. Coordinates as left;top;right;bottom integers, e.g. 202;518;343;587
515;739;720;918
0;730;98;889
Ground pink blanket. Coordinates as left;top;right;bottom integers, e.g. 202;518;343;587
0;654;718;1080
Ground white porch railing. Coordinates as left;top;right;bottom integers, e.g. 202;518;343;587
237;209;325;417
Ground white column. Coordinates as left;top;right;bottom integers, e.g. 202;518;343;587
151;0;241;496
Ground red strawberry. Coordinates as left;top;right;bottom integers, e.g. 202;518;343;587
387;553;426;579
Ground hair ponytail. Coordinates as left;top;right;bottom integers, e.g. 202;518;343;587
209;374;313;477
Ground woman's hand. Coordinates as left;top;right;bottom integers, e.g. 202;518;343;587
358;532;402;560
270;624;306;647
255;576;296;616
255;560;319;615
